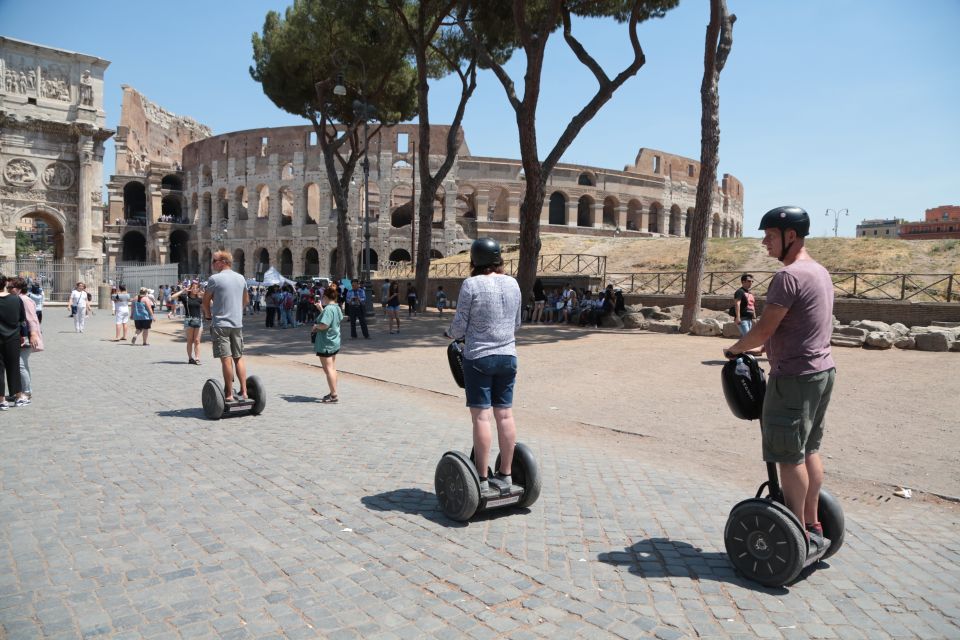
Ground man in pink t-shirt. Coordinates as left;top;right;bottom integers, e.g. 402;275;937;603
724;206;837;557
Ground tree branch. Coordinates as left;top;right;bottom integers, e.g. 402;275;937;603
456;1;521;111
560;6;610;87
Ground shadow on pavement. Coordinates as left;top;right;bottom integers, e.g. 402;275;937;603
362;488;462;527
280;394;322;403
156;407;208;419
597;537;790;594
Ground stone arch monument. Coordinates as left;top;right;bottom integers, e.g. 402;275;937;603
0;36;112;285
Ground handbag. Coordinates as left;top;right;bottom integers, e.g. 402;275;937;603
186;317;202;328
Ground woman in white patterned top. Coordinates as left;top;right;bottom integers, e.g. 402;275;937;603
446;238;522;491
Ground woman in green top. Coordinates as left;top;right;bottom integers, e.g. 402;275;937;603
311;285;343;403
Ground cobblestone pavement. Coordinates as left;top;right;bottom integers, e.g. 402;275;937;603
1;313;958;639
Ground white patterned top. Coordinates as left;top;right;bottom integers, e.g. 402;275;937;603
447;274;522;360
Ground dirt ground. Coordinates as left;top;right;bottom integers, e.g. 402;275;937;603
231;312;960;507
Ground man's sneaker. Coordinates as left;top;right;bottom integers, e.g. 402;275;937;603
0;402;8;411
131;335;137;344
14;398;30;407
478;478;489;493
494;472;512;487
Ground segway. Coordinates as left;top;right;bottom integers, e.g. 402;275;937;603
201;376;266;420
435;339;542;521
435;443;542;522
721;354;845;587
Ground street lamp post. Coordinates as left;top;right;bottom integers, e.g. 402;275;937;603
825;208;849;237
331;60;376;318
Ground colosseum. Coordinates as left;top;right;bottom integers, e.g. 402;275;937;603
104;88;744;279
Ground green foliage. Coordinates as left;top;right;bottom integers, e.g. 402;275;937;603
15;230;36;257
250;0;417;127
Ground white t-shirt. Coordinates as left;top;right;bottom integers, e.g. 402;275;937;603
70;289;87;308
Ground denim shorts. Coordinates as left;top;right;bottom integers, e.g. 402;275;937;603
463;355;518;409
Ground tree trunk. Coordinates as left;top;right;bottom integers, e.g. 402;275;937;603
680;0;735;333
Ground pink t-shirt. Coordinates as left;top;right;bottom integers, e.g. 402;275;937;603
764;259;836;377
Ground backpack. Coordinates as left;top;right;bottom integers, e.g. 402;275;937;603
283;293;294;310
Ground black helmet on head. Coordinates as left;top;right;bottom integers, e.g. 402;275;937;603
759;206;810;237
759;206;810;261
470;237;502;268
721;354;766;421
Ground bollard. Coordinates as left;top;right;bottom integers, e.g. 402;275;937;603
98;284;112;310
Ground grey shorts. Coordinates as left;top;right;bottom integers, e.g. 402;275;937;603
211;326;244;359
762;368;835;464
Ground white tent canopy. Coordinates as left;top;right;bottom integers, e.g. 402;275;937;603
260;266;296;287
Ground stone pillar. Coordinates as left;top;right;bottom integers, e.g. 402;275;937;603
227;192;237;231
658;208;669;236
508;196;521;224
474;193;488;222
679;212;688;238
566;199;577;227
616;204;627;231
76;134;96;258
592;203;603;229
268;183;281;235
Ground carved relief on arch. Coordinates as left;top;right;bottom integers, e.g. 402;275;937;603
42;162;75;190
4;159;38;186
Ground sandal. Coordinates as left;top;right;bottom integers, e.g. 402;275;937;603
321;394;339;403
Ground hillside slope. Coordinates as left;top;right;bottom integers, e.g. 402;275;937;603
438;236;960;275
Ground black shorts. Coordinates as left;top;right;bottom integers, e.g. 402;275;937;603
317;350;340;358
134;319;152;330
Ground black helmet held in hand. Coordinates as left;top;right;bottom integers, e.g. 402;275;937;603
721;354;766;421
758;206;810;238
470;237;502;268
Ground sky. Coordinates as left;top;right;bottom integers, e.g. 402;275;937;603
2;0;958;238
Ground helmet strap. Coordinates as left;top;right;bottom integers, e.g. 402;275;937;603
779;228;792;262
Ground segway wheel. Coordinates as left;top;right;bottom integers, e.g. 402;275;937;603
246;375;266;415
817;489;845;560
495;442;542;509
434;453;479;521
724;499;806;587
202;378;226;420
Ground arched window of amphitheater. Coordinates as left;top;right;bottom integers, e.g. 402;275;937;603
256;185;270;218
489;187;509;222
281;163;295;180
303;248;320;276
235;186;249;221
232;249;246;276
304;183;320;224
577;172;596;187
602;197;618;229
279;187;294;225
626;200;642;231
548;192;567;225
577;195;595;227
648;203;661;233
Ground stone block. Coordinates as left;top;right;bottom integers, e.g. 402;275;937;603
722;322;742;338
951;341;960;352
894;336;915;350
889;322;909;337
831;333;865;348
857;320;892;333
649;311;674;321
600;313;624;329
690;319;721;336
915;332;950;352
645;320;680;334
865;331;894;349
834;326;868;338
621;313;648;330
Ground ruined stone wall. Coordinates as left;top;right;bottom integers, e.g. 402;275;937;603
115;86;211;176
